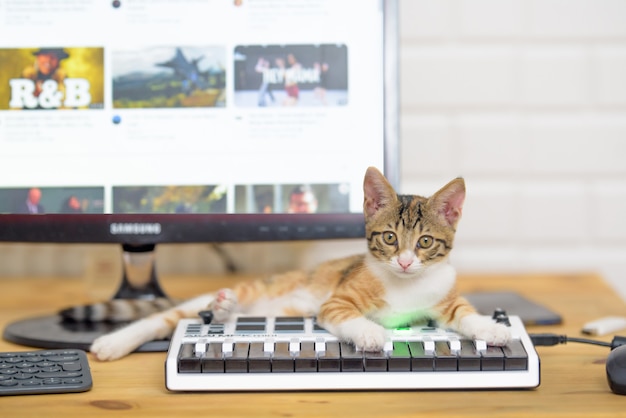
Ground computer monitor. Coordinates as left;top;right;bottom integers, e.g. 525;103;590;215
0;0;399;351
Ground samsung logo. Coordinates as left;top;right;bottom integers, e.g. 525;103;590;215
110;223;162;235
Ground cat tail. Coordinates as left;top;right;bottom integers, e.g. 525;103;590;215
90;293;216;361
59;298;178;323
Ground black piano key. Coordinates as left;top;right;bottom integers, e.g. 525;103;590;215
201;343;224;373
503;340;528;370
340;343;363;372
364;350;388;372
248;342;271;373
458;340;481;371
295;342;318;372
224;342;249;373
481;346;505;371
388;342;411;372
272;342;294;372
177;344;201;373
318;341;341;372
408;341;434;372
434;341;458;371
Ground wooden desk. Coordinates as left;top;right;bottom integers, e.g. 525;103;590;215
1;272;626;417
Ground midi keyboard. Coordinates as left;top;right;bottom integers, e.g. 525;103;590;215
165;314;540;391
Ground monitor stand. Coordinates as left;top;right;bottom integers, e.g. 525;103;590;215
3;243;172;352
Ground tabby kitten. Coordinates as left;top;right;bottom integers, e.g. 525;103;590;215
87;166;510;361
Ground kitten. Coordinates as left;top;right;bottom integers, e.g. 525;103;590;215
84;166;510;361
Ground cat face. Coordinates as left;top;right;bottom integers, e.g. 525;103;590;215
363;167;465;277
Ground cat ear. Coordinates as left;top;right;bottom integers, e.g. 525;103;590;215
430;178;465;228
363;166;397;218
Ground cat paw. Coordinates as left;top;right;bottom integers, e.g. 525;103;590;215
348;320;387;351
479;323;511;346
210;288;238;322
460;315;511;346
90;333;134;361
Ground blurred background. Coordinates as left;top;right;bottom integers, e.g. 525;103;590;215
1;0;625;301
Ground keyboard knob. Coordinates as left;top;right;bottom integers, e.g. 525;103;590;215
198;310;214;324
492;308;507;320
494;312;511;326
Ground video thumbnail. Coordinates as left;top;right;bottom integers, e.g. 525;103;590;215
235;183;350;214
234;44;348;107
0;187;104;214
0;47;105;110
112;46;226;109
112;185;227;214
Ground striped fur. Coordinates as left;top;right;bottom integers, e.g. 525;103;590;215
60;298;176;323
87;167;510;361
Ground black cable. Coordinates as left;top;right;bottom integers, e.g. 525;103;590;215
566;337;611;347
529;333;626;349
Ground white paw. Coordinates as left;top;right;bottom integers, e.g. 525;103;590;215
210;288;238;322
346;319;387;351
459;315;511;346
479;322;511;346
90;333;134;361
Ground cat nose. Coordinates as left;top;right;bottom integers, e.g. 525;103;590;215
398;259;413;271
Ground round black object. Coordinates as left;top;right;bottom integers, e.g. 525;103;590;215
606;344;626;395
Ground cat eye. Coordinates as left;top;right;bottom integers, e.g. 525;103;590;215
417;235;434;249
382;231;397;245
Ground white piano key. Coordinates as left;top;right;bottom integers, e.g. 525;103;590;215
222;338;234;354
383;339;394;353
423;338;435;355
194;338;207;355
263;338;275;353
314;337;326;353
289;338;300;354
474;339;487;352
448;338;461;354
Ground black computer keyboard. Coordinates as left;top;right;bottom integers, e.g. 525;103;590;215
0;349;92;395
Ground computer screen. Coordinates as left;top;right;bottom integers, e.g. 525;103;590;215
0;0;399;350
0;0;398;242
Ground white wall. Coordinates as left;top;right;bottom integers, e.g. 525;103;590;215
398;0;626;299
2;0;626;301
